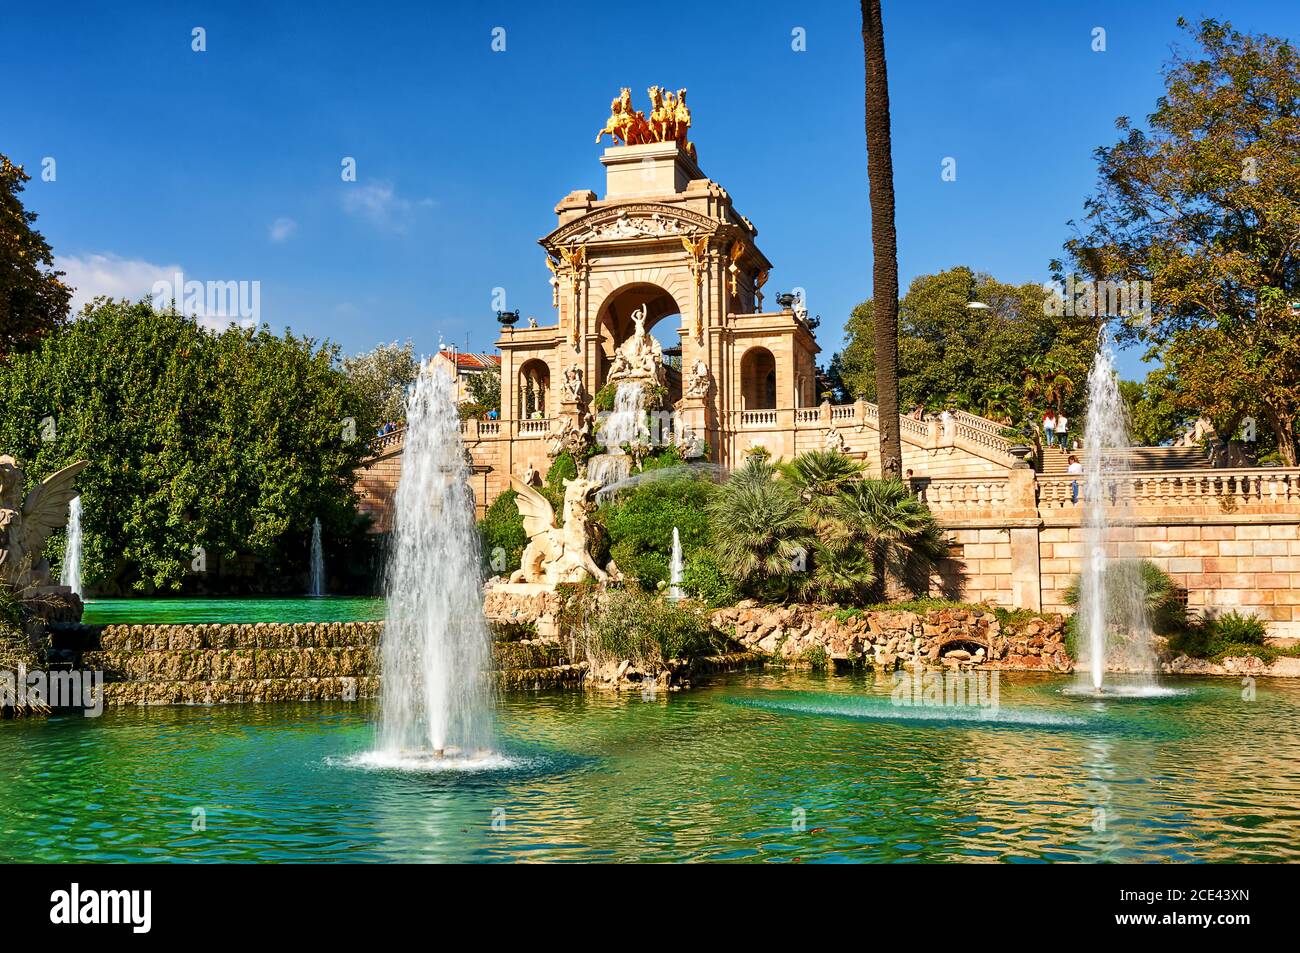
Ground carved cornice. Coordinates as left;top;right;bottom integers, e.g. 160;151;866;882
540;203;720;251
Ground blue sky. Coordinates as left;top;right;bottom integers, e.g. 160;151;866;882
5;0;1297;380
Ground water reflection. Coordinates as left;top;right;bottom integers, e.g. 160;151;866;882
2;672;1298;862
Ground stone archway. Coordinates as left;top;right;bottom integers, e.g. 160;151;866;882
740;346;777;410
595;283;683;403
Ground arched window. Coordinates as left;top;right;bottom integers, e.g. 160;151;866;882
740;347;777;410
518;360;550;419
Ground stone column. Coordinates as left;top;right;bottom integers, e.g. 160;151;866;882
1007;465;1042;612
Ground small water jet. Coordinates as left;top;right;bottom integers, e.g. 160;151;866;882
1075;327;1155;692
309;517;325;597
377;360;494;763
60;496;83;598
668;527;685;601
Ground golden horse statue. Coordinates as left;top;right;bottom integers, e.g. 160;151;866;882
596;88;652;146
598;87;694;158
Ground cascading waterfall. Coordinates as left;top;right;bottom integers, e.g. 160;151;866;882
668;527;685;601
60;496;83;598
1076;327;1153;691
377;360;493;760
588;382;648;487
309;517;325;597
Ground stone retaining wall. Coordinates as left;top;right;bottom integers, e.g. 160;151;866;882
712;603;1073;673
84;622;383;706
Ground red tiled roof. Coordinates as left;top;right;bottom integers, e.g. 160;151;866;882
454;353;501;371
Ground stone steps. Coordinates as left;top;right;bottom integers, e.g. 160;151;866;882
1040;444;1210;474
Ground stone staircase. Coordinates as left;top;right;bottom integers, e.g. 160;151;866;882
1039;444;1210;475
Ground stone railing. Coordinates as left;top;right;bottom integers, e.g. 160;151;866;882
370;426;406;453
740;409;779;427
729;401;1012;462
518;418;552;435
952;418;1013;457
951;409;1007;438
1038;467;1300;513
919;476;1013;513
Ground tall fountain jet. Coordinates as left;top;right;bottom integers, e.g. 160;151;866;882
378;360;493;760
309;517;325;597
1076;326;1153;691
60;496;83;598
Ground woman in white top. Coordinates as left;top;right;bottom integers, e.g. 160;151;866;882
1067;454;1083;503
1055;413;1069;449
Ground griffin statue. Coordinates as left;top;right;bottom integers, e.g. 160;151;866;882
508;474;608;586
0;455;88;591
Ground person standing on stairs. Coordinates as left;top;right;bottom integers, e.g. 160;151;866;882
1055;412;1069;449
1067;454;1083;503
1042;410;1057;448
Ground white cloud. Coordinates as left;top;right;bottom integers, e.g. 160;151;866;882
56;253;258;331
269;217;298;242
340;181;433;231
57;252;182;315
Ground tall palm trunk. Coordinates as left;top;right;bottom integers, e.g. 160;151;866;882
861;0;902;481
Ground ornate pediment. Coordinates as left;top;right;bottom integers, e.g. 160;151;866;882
543;204;718;249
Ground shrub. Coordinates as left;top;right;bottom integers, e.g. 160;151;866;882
1064;559;1186;634
546;451;578;486
1168;610;1272;661
602;475;713;591
479;490;527;575
681;550;740;608
593;382;616;412
1206;610;1268;646
818;478;947;604
708;457;813;602
559;585;718;667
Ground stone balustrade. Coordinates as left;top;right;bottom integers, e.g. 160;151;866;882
1037;467;1300;514
921;477;1014;513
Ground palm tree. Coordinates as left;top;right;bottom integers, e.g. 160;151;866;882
861;0;902;480
980;383;1021;425
708;459;813;602
832;478;948;601
1023;357;1076;416
778;450;864;524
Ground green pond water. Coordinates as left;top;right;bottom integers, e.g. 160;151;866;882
3;670;1298;863
81;597;386;625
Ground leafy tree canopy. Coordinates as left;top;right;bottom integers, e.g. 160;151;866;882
0;154;71;359
0;299;376;593
340;340;417;426
830;266;1096;424
1057;18;1300;462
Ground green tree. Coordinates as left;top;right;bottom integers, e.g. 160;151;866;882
1119;369;1192;446
0;299;375;593
833;267;1095;422
861;0;903;480
0;154;71;358
830;479;947;601
1058;19;1300;462
340;340;417;425
778;449;863;528
465;367;500;415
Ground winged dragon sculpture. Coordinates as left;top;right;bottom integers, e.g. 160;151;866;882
508;474;608;586
0;456;88;591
